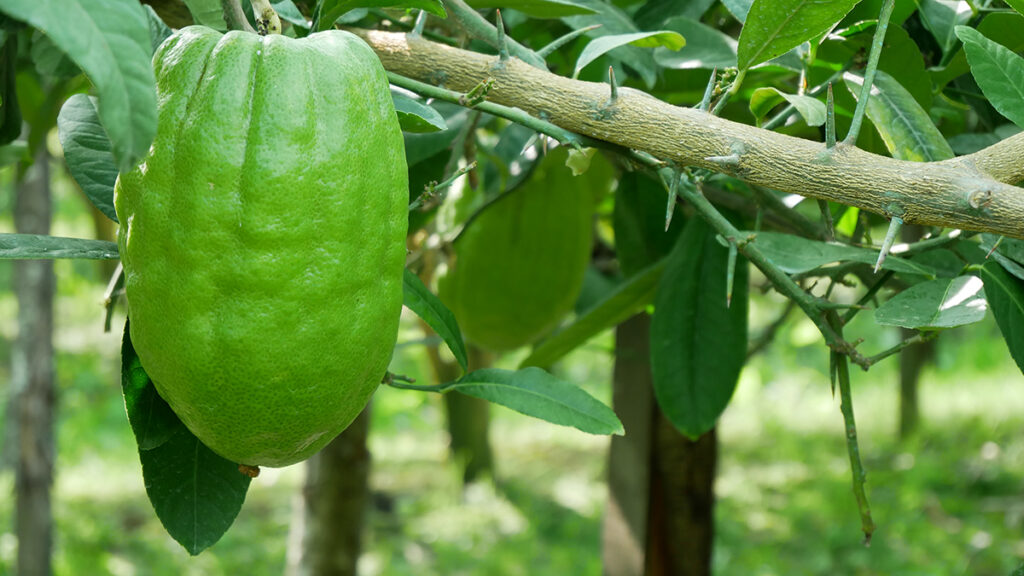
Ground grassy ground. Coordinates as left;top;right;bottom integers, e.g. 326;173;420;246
2;167;1024;575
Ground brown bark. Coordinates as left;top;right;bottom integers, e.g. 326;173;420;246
286;406;372;576
603;314;717;576
442;346;494;484
12;147;55;576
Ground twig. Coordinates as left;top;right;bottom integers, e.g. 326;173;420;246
441;0;546;68
845;0;895;145
221;0;256;33
865;331;939;366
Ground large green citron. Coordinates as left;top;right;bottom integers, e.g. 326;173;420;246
439;147;608;351
114;26;408;467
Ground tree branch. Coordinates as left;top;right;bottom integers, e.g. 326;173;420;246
354;29;1024;239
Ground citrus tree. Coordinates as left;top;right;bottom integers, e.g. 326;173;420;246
2;0;1024;568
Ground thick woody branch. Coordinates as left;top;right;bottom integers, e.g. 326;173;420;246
355;29;1024;239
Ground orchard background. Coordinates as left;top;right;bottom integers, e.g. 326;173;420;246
2;0;1024;575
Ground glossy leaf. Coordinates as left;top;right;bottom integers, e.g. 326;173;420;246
918;0;971;58
403;268;469;371
521;259;665;369
1008;0;1024;15
980;261;1024;374
613;171;683;277
57;94;119;222
723;0;753;22
0;234;119;260
469;0;595;18
403;103;469;166
844;70;955;162
392;93;447;133
635;0;716;28
563;0;660;87
0;0;157;172
651;218;749;439
654;16;737;70
932;13;1024;89
121;320;183;451
956;25;1024;129
750;231;936;276
874;276;987;329
182;0;226;30
315;0;445;31
573;31;685;78
121;323;251;556
452;367;624;435
737;0;859;70
143;5;173;53
749;87;825;126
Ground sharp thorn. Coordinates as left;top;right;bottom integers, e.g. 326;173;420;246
826;83;836;149
698;68;717;112
411;10;428;37
665;171;680;231
607;66;619;103
874;216;904;273
726;243;737;308
986;236;1005;259
496;9;509;62
705;153;740;167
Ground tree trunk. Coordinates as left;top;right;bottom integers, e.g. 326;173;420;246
602;314;717;576
898;225;935;439
11;148;55;576
443;346;494;484
286;406;372;576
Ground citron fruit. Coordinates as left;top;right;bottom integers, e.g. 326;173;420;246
438;147;610;351
114;26;408;467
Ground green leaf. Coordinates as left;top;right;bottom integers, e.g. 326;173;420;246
30;31;79;80
0;234;119;260
273;0;311;30
392;92;447;133
1008;0;1024;15
452;367;624;435
874;276;987;329
469;0;595;18
144;5;174;53
932;13;1024;90
654;16;737;70
749;231;937;276
613;171;683;277
57;94;119;222
563;0;660;88
403;268;469;371
723;0;753;22
183;0;227;30
315;0;445;31
844;70;955;162
121;322;251;556
749;87;826;126
403;103;469;166
573;31;685;78
651;218;749;439
0;0;157;172
521;259;665;369
121;320;184;451
918;0;972;58
737;0;859;70
980;261;1024;374
635;0;716;28
955;25;1024;129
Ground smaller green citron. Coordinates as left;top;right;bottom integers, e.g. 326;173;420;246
439;147;610;351
115;26;408;467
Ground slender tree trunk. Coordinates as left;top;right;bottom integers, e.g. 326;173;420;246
286;406;372;576
442;346;494;484
12;148;55;576
898;225;935;439
602;314;717;576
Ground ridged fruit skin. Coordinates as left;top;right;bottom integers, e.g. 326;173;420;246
114;26;408;467
439;147;602;351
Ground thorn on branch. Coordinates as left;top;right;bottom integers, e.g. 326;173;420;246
410;10;428;37
495;9;509;63
698;68;717;112
874;216;903;273
826;83;837;149
607;66;619;104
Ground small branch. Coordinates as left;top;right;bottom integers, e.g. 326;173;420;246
865;331;939;366
845;0;894;145
831;333;876;545
537;24;601;59
221;0;256;33
249;0;281;35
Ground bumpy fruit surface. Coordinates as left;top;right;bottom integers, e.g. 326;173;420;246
114;26;408;467
439;147;608;351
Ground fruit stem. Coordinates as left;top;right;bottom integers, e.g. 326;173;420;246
220;0;256;33
249;0;281;35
